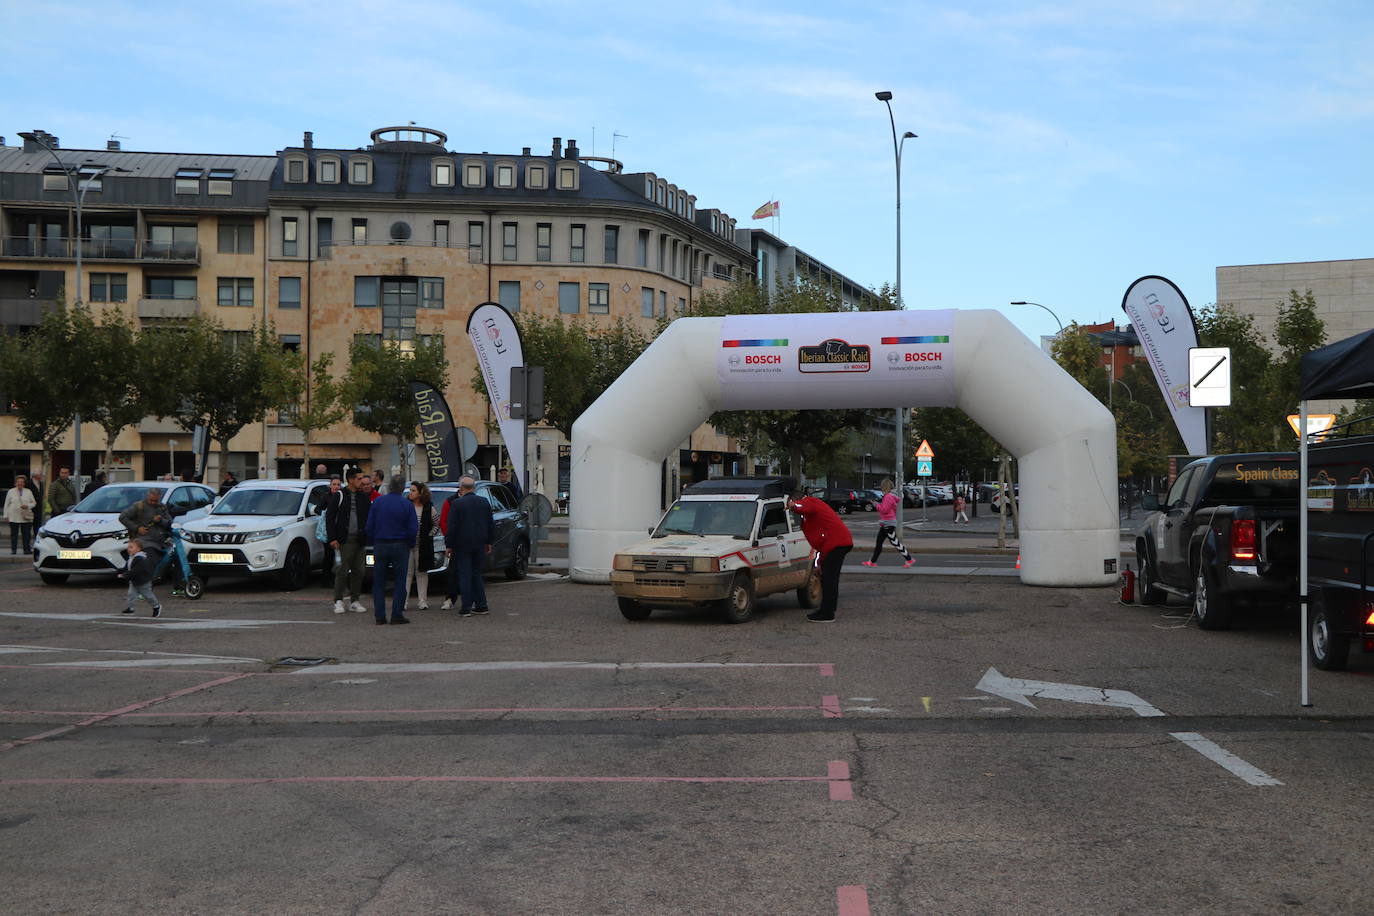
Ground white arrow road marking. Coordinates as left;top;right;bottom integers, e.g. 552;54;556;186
1170;732;1282;786
976;667;1166;717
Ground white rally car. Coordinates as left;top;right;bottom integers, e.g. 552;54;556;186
610;478;821;623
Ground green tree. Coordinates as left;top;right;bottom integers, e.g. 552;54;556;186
0;308;77;487
289;353;349;473
908;407;1003;480
344;336;448;475
1268;289;1326;445
170;318;303;477
1049;322;1108;400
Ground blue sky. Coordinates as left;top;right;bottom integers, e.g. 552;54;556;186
5;0;1371;341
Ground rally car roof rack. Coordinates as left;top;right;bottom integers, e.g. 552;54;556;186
682;477;788;498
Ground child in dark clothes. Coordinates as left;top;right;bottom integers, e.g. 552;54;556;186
122;537;162;618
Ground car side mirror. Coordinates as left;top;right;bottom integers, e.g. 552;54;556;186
1140;493;1159;511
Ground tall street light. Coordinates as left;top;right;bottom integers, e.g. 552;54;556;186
25;132;130;490
876;91;917;530
1009;300;1065;336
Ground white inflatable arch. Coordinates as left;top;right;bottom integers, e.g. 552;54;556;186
570;309;1118;587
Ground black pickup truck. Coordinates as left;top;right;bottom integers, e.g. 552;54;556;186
1305;429;1374;670
1135;453;1299;629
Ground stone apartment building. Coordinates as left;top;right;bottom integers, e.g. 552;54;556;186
0;125;753;493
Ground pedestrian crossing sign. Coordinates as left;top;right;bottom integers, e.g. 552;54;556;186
917;458;933;477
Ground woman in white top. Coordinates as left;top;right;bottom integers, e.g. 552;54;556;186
404;482;440;610
4;474;38;554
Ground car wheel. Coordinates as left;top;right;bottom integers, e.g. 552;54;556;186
618;597;651;621
718;572;755;624
1193;568;1233;630
38;572;69;585
1309;592;1350;671
1136;545;1166;605
184;575;205;600
278;542;309;591
797;571;822;609
504;539;529;580
839;504;851;515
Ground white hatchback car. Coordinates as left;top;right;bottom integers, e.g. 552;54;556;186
33;480;217;585
180;479;332;590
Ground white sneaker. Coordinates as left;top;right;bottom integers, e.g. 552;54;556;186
417;602;429;610
349;601;367;613
441;598;453;610
333;600;346;614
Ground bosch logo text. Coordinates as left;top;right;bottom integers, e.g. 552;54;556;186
903;352;942;362
746;355;781;364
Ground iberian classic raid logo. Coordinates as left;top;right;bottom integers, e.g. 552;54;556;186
798;338;871;374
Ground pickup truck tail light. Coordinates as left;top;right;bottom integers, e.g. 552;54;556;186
1230;519;1257;561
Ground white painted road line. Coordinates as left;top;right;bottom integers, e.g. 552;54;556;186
1170;732;1283;787
1;645;261;663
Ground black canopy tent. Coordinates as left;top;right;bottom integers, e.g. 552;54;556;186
1297;328;1374;705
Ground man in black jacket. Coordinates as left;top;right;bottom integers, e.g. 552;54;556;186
325;469;370;614
442;476;494;617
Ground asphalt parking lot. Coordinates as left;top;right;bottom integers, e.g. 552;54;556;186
2;556;1373;915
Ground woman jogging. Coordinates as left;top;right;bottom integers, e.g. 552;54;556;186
861;478;914;568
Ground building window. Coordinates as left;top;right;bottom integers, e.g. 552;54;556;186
90;272;128;303
420;277;444;309
589;282;610;315
217;277;254;307
656;181;666;206
317;158;339;183
281;218;298;257
147;224;197;259
526;164;547;189
604;225;619;264
317;218;333;256
278;276;302;309
636;229;649;267
463;161;485;187
641;287;654;318
558;282;580;314
667;189;676;212
207;168;236;196
147;276;197;300
498;280;520;312
381;278;419;341
434;220;450;248
349;158;371;184
42;170;67;192
432;160;454;187
556;164;577;190
217;220;253;254
175;168;203;194
286;159;306;183
355;276;379;307
644;175;654;198
502;222;517;261
279;334;301;353
671;240;678;277
659;290;667;317
569;224;585;263
467;222;484;259
536;223;552;262
657;234;666;271
495;163;515;188
352;218;367;244
678;297;686;315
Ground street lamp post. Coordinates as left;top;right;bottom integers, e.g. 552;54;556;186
863;452;871;490
26;133;129;492
1009;301;1065;336
876;91;917;531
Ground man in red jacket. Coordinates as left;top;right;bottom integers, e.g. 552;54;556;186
781;477;853;623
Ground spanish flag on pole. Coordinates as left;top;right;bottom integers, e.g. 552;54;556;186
751;200;779;220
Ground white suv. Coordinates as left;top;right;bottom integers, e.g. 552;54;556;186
33;480;216;585
180;479;331;590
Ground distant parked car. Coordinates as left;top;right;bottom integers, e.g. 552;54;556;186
859;489;885;511
808;487;862;515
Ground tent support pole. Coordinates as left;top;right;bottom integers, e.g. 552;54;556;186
1300;399;1311;708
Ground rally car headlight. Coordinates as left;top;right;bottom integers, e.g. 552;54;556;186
613;555;633;571
245;527;283;543
691;557;721;572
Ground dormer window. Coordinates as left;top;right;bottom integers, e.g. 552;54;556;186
460;159;484;188
42;167;68;191
207;168;236;196
349;156;372;185
175;168;204;194
686;198;695;220
525;162;547;189
317;156;340;183
643;174;655;199
556;164;578;190
284;158;307;183
667;189;676;211
432;158;455;187
495;162;516;188
655;180;666;206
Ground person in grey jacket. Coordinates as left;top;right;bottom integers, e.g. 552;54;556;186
48;467;78;515
119;488;171;557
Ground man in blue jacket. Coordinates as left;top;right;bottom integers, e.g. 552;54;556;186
365;474;418;625
443;475;494;617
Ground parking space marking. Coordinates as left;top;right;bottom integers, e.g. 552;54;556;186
1169;732;1283;787
822;695;842;718
837;885;871;916
0;702;834;719
293;661;835;676
0;673;250;754
828;760;853;801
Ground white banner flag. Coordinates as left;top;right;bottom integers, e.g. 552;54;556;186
466;302;526;484
1121;276;1206;456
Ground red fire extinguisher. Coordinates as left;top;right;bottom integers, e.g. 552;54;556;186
1120;565;1136;604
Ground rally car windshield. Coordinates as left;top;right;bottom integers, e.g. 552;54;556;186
653;500;755;538
72;486;166;514
212;489;303;517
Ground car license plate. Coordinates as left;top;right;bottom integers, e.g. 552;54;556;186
365;555;375;566
197;553;234;564
58;549;92;560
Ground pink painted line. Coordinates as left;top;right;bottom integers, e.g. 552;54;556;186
828;760;853;802
821;695;842;718
818;664;834;677
0;673;250;754
0;774;833;787
837;885;870;916
0;704;825;718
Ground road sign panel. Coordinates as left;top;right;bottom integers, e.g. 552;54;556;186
916;458;933;477
915;439;935;458
1188;347;1231;407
